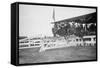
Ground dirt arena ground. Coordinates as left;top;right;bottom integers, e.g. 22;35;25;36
19;46;96;64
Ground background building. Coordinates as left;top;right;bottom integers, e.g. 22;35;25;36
52;12;97;37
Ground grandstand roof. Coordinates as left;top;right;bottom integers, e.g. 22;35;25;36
53;12;97;24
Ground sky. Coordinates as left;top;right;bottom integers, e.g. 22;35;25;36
19;4;96;37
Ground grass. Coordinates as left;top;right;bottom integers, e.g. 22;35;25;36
19;46;96;64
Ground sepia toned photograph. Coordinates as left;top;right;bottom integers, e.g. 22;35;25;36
18;3;97;64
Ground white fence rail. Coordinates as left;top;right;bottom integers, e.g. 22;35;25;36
19;35;96;52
